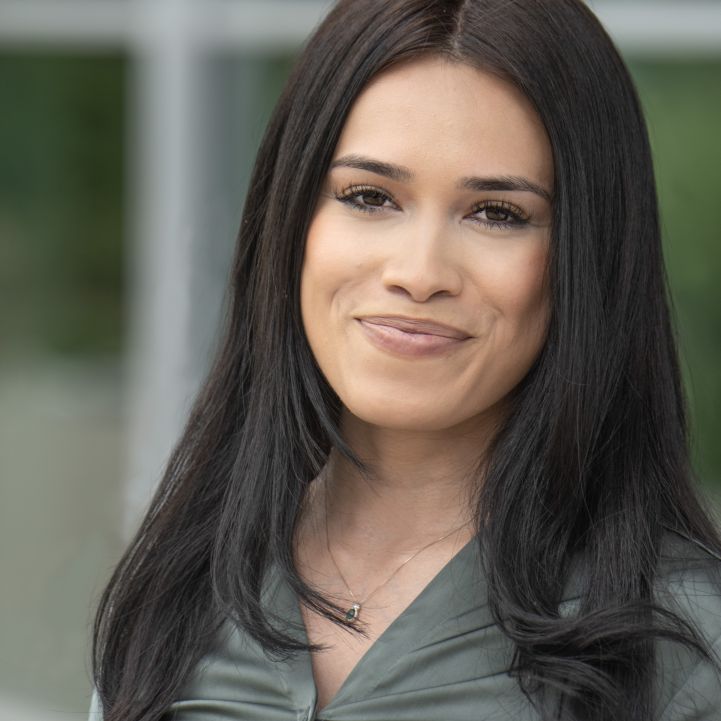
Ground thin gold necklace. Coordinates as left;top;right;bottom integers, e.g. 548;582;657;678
322;476;471;623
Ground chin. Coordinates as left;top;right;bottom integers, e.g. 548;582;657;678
341;397;474;434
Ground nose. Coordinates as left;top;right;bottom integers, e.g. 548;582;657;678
380;215;463;302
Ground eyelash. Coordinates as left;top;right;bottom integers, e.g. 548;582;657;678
334;184;531;230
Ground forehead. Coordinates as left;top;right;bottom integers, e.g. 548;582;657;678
332;55;554;192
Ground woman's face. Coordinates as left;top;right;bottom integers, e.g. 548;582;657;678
301;55;554;434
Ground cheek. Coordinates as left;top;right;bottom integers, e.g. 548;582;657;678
300;204;388;308
473;239;550;338
300;212;367;356
299;220;329;353
509;253;550;333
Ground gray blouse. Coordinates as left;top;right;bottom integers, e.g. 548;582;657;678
89;534;721;720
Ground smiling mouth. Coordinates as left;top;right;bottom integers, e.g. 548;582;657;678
357;315;471;340
356;316;472;357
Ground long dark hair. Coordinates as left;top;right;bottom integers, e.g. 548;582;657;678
91;1;721;719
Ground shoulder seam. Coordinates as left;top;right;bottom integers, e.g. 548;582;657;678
661;525;721;564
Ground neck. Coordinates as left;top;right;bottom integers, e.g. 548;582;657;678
304;408;496;557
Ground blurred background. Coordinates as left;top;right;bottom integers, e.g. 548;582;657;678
0;0;719;719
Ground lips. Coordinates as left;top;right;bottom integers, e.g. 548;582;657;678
355;316;471;358
357;315;471;340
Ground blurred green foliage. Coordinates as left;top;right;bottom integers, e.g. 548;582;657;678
0;54;124;358
0;54;718;483
630;60;721;485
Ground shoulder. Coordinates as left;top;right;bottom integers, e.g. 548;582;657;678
656;530;721;645
653;530;721;720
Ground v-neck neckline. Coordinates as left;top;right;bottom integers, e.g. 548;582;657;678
269;533;483;716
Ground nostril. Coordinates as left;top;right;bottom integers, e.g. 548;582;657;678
381;264;463;303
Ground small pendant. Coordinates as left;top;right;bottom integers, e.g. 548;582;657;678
345;603;361;622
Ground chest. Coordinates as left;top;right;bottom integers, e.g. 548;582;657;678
299;592;414;711
292;534;479;711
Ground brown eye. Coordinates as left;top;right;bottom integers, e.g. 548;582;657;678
335;185;396;214
471;200;529;229
485;207;512;222
360;191;387;207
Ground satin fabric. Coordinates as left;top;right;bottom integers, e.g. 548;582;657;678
89;533;721;720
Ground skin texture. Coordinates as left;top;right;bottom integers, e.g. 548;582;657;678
296;55;555;709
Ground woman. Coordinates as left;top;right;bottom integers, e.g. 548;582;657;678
90;1;721;719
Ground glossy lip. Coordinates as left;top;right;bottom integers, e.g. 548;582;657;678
357;315;472;339
355;315;472;358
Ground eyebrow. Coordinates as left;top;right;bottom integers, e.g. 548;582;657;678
329;153;553;203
